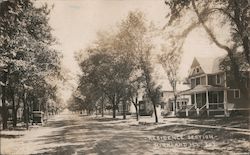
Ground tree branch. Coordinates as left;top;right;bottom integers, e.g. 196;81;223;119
191;0;233;55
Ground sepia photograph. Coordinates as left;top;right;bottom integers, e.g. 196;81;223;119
0;0;249;154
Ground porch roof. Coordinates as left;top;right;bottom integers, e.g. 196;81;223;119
178;85;227;95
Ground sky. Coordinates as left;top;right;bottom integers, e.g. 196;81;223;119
37;0;228;103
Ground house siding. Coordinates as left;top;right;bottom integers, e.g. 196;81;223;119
227;90;250;109
207;73;225;86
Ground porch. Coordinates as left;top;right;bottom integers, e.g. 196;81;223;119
179;85;230;117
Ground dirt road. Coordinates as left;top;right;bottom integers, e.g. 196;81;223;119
1;112;249;155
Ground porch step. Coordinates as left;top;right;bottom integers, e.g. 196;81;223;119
163;111;176;118
213;115;225;118
209;110;225;116
208;109;224;112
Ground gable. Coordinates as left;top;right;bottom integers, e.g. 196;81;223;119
189;56;226;77
191;58;200;68
189;58;205;77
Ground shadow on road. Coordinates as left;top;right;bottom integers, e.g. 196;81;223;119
29;114;154;155
18;114;250;155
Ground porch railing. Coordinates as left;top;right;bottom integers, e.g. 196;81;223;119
185;104;196;117
196;104;207;116
199;104;207;111
209;103;224;111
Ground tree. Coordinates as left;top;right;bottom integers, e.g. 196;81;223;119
115;11;161;122
158;45;181;115
0;0;61;130
127;75;143;121
140;55;161;123
164;0;250;99
76;11;161;122
78;50;133;118
165;0;249;62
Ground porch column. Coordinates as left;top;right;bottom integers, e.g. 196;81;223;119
194;93;199;116
186;108;189;117
173;101;176;115
206;90;209;116
194;93;197;109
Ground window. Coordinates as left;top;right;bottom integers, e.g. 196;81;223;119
193;67;201;74
161;92;164;97
192;69;196;75
195;77;201;86
216;74;221;84
234;90;240;99
208;76;213;85
191;79;195;88
161;102;164;109
140;103;145;110
196;67;200;73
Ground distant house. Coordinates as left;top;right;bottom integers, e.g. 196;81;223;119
179;56;250;117
138;94;154;116
138;90;176;116
159;91;174;111
117;101;131;115
169;97;190;112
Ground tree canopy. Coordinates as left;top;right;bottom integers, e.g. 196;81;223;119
74;11;162;122
0;0;62;130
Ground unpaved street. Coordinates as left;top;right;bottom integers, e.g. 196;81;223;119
1;111;249;155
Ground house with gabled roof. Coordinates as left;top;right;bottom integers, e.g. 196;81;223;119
178;56;250;117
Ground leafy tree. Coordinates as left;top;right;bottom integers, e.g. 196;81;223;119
115;11;162;122
140;51;161;123
158;46;181;115
0;0;61;130
164;0;250;99
75;11;161;122
78;49;133;118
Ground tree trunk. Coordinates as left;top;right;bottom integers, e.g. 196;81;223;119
101;100;104;117
1;71;8;130
174;95;177;115
135;104;139;121
123;100;126;119
23;89;28;130
135;96;139;121
112;103;116;118
133;102;139;121
1;85;8;130
12;89;17;127
232;0;250;64
153;103;158;123
112;95;116;118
